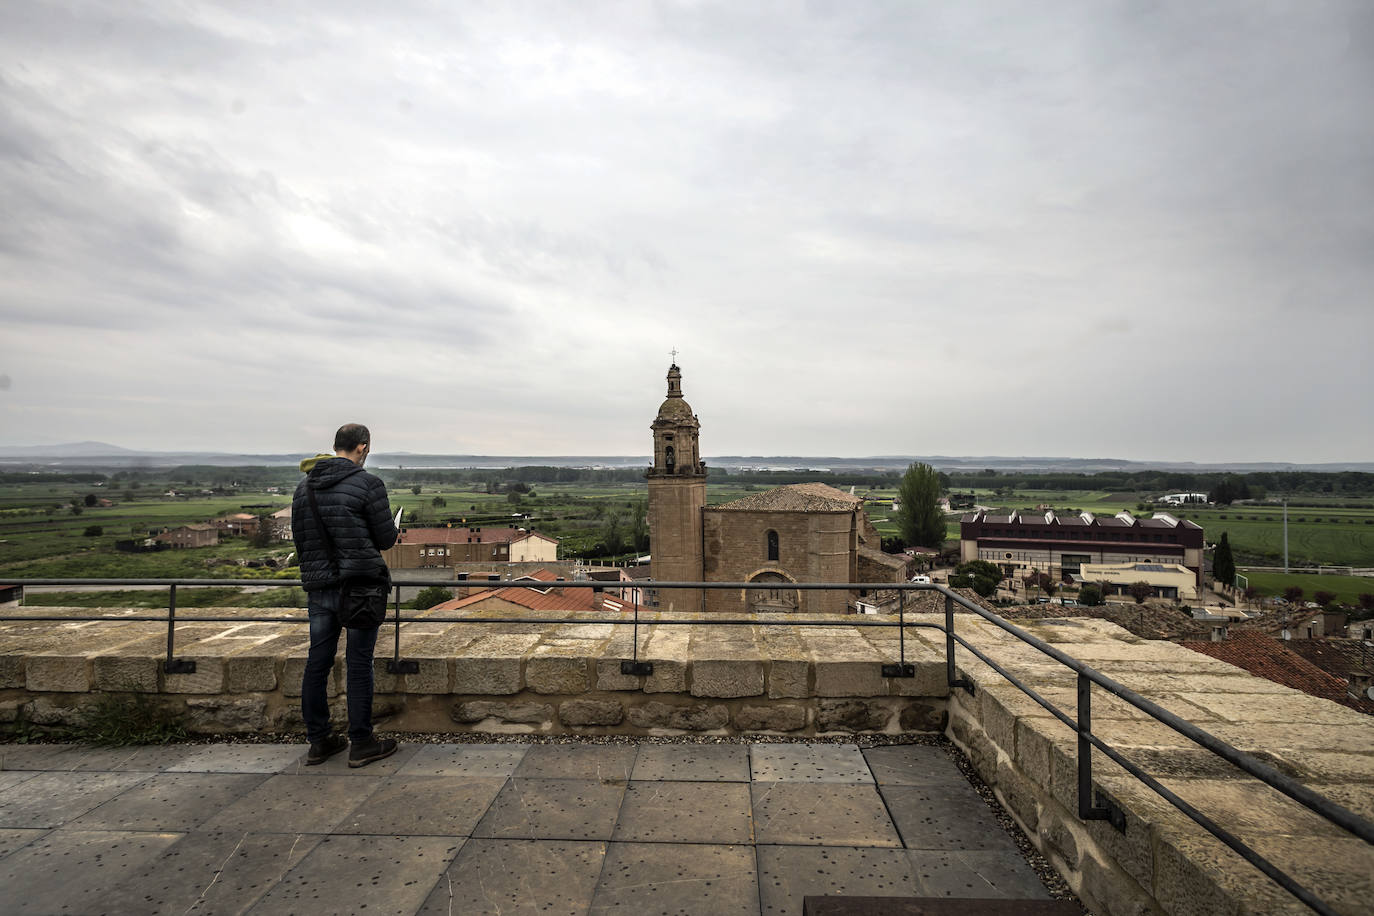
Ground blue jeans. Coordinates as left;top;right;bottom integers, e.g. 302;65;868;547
302;588;380;743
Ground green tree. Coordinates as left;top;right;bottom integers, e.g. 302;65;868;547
431;496;447;508
630;500;648;553
411;485;422;496
83;525;103;537
602;511;625;555
949;560;1002;597
250;516;274;548
1079;584;1104;607
1128;581;1154;604
83;493;98;507
1213;532;1235;589
411;586;453;610
896;462;945;549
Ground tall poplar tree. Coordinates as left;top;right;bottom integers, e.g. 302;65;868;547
897;462;946;549
1213;532;1235;588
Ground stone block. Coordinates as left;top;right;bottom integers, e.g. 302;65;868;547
0;700;19;723
995;756;1041;832
643;659;687;693
163;658;226;694
1078;852;1159;916
595;658;643;692
1038;807;1081;869
898;701;946;732
223;656;277;693
690;659;763;698
980;687;1022;757
887;661;951;698
0;656;24;689
734;704;807;732
400;658;452;694
814;660;885;698
452;701;554;725
92;656;159;693
767;659;809;699
626;700;729;731
1151;834;1242;916
559;699;625;727
526;655;590;694
25;696;87;726
815;699;890;733
949;712;997;780
452;657;522;695
26;656;90;692
282;658;338;698
184;697;268;733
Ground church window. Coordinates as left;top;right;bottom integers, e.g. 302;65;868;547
767;529;779;561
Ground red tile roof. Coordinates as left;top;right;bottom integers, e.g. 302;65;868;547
399;527;550;545
431;569;642;614
1181;630;1374;715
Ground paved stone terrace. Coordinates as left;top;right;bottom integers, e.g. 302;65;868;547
0;740;1054;915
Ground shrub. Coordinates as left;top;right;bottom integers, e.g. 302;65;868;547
83;525;103;537
76;691;187;747
411;586;453;610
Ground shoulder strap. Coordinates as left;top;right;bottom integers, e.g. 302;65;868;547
305;484;342;578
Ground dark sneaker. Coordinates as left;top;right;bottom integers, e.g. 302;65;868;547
306;734;348;766
348;736;398;768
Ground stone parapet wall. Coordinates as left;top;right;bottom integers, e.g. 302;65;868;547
0;606;948;738
942;616;1374;916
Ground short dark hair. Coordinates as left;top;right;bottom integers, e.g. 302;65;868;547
334;423;371;452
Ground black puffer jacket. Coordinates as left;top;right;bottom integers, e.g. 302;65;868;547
291;456;398;592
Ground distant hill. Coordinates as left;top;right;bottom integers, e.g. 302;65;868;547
0;444;1370;474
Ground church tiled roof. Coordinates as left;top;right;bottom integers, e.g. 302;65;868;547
713;482;862;512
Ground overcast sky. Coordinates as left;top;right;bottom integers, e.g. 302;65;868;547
2;1;1370;463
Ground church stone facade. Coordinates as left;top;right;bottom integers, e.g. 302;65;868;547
647;364;902;614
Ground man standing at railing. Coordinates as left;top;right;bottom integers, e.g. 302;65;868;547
291;423;400;768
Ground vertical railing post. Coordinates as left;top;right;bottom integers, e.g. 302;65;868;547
621;584;652;676
1077;672;1094;820
165;583;176;665
882;584;915;678
387;582;418;674
163;583;195;673
944;590;974;692
1077;671;1125;829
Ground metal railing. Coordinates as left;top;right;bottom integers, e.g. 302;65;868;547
3;576;1372;915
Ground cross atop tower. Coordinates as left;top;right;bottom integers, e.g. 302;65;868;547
669;347;678;365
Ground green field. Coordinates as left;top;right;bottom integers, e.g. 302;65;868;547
1235;571;1374;606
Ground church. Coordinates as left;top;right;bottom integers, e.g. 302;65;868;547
646;363;906;613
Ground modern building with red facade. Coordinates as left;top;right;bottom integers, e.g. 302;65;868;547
959;510;1205;588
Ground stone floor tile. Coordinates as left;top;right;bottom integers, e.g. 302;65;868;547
418;838;606;916
64;744;200;772
68;773;268;832
98;830;325;915
0;772;37;793
280;741;422;776
752;783;902;848
250;834;463;916
590;842;760;916
0;771;151;828
397;743;529;777
514;744;637;782
198;774;378;834
0;827;47;859
631;743;751;782
756;845;923;915
333;775;506;836
750;743;873;783
908;849;1051;898
0;828;185;913
880;784;1021;852
0;743;83;771
472;778;627;841
166;743;306;774
862;744;967;786
613;781;754;844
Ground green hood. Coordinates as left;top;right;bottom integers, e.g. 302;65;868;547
299;453;334;473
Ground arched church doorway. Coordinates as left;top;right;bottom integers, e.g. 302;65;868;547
747;570;799;613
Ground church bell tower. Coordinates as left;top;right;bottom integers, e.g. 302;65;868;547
647;362;706;611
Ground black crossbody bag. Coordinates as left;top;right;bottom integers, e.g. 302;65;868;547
305;486;390;629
